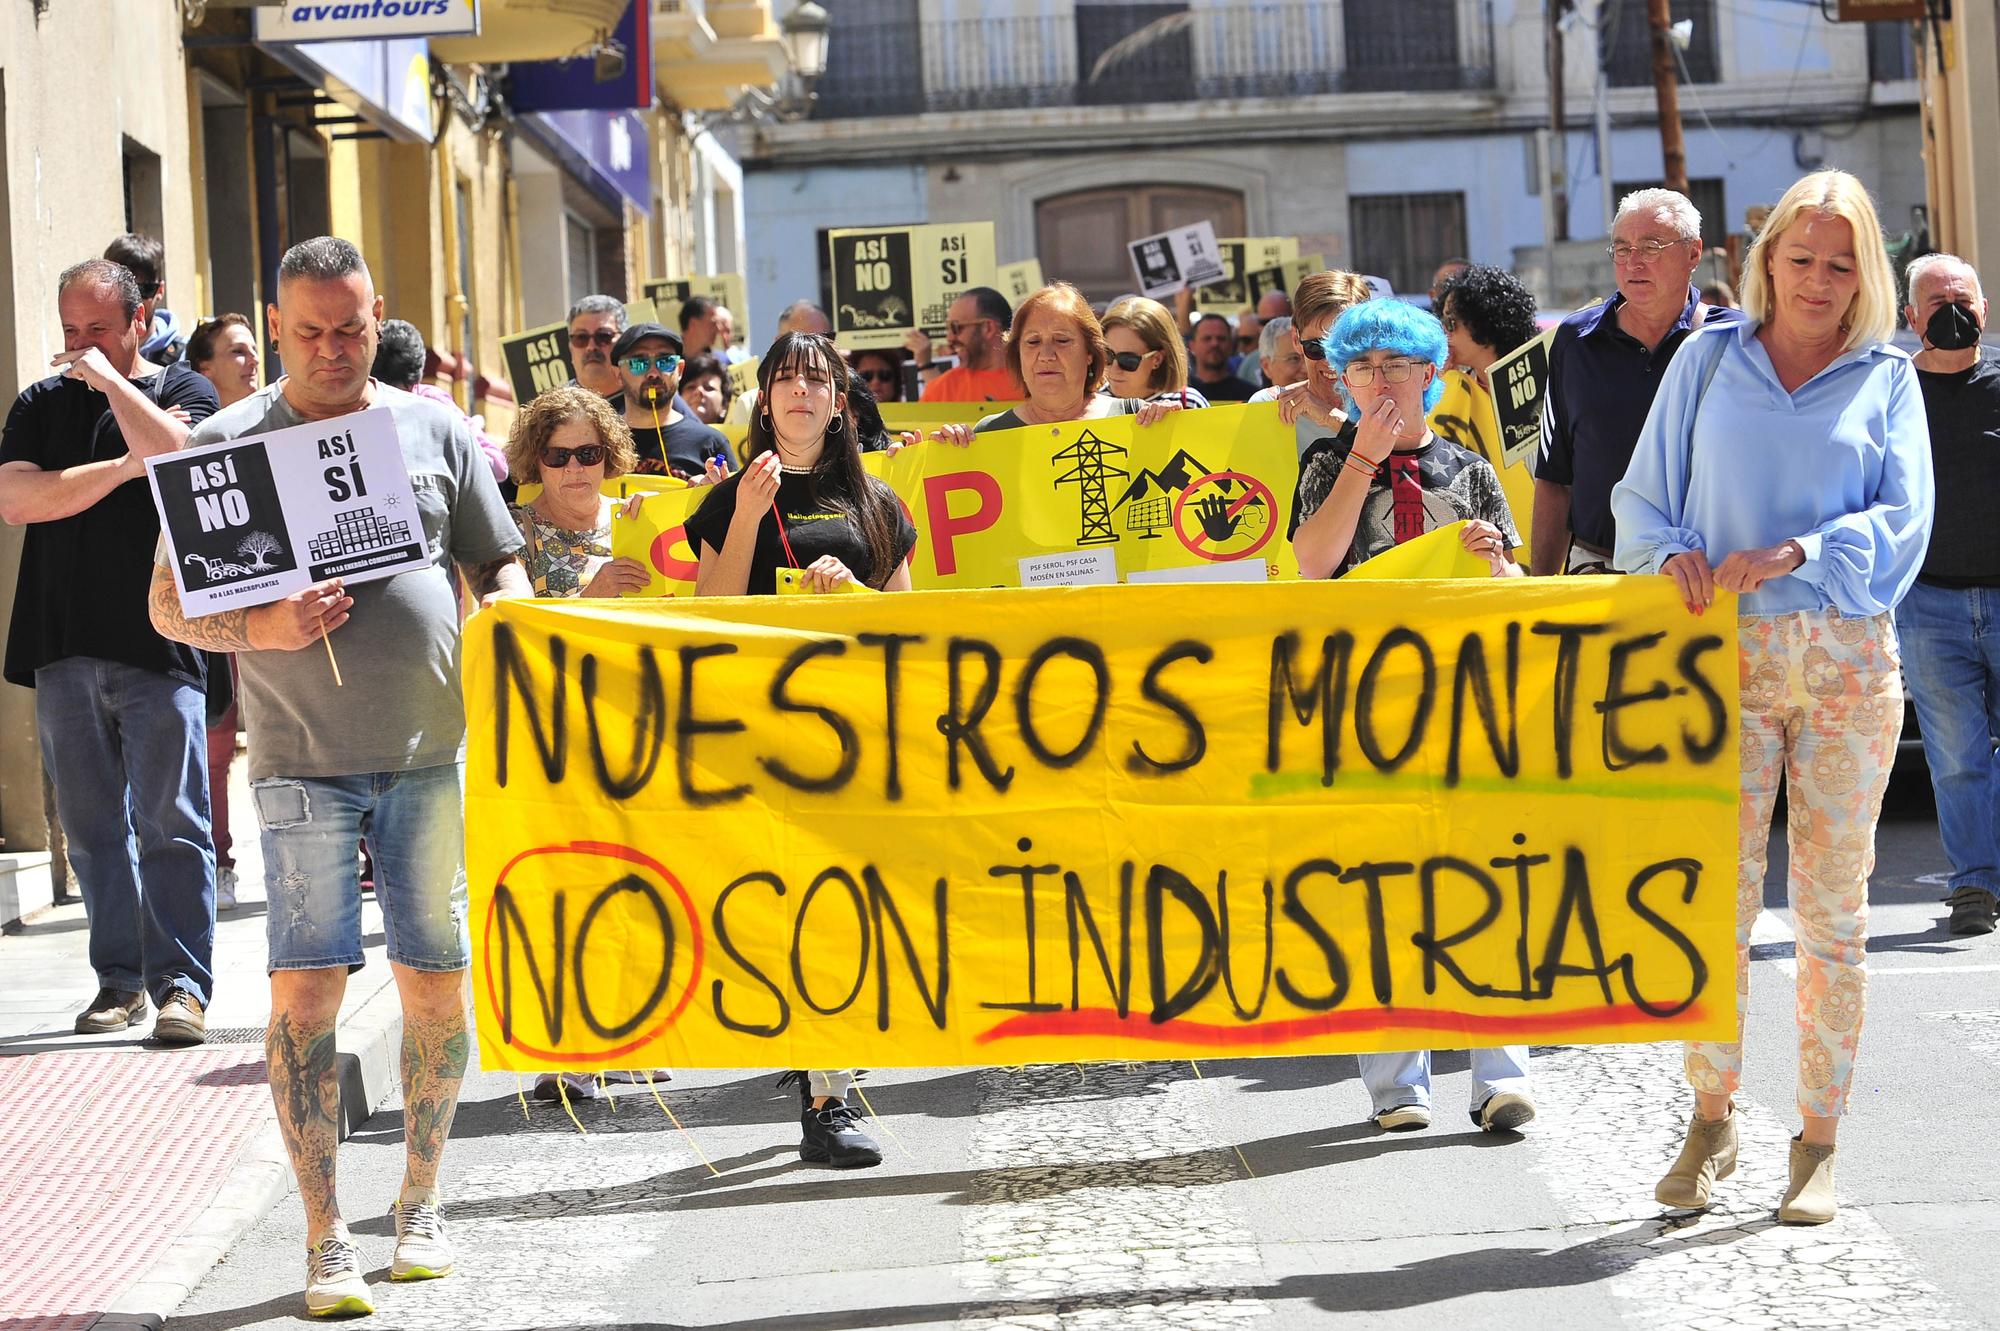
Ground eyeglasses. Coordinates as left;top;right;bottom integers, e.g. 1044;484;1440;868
857;368;898;384
541;443;607;469
1439;313;1460;333
1236;335;1260;351
568;330;617;347
1300;340;1329;362
1341;359;1422;386
946;318;992;336
624;354;682;375
1607;238;1688;264
1109;350;1156;373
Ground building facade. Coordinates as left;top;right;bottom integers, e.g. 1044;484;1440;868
741;0;1927;316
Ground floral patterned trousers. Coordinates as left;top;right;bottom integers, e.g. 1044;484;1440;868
1685;610;1903;1119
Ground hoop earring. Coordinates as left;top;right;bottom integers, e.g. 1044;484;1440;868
826;417;842;434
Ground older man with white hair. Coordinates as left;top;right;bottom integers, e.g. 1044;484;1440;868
1898;251;1999;936
1532;188;1742;576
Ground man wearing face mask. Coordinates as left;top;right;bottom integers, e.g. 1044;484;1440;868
1898;253;1999;936
614;322;730;479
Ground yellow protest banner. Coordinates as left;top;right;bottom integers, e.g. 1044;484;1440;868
877;402;1003;430
829;222;999;351
463;579;1739;1072
1429;369;1536;560
885;403;1301;588
610;487;708;597
998;259;1044;307
1346;522;1491;581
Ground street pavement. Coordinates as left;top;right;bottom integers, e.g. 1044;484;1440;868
156;778;1999;1331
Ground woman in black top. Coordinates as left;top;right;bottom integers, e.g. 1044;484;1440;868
686;332;916;596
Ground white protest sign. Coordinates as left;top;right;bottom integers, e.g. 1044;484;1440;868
1126;221;1227;299
147;408;428;616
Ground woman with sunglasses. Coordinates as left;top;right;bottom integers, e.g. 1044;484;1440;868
684;332;915;1168
1101;296;1209;409
850;348;906;404
502;384;651;599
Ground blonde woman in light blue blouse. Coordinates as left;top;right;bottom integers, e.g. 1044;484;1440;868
1613;170;1933;1226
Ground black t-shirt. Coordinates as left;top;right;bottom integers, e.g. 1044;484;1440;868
683;467;918;595
1916;356;2000;587
0;363;218;687
1189;373;1258;403
628;410;731;479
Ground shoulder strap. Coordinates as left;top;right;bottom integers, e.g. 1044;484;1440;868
1682;328;1732;496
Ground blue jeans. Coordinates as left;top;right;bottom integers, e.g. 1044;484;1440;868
35;657;214;1006
1895;580;2000;895
1358;1047;1531;1118
250;764;469;973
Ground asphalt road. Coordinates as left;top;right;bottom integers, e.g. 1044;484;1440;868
167;777;1999;1331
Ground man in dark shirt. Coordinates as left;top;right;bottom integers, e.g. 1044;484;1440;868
1532;189;1743;576
0;258;217;1042
1897;253;2000;936
1187;313;1257;402
614;322;730;477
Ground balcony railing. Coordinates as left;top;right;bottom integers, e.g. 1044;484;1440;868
810;2;1495;121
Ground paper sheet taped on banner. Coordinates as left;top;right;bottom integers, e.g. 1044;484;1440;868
464;578;1740;1071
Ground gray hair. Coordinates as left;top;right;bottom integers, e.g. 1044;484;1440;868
278;236;368;286
1614;188;1703;242
58;259;144;320
778;299;829;332
567;293;627;329
1905;252;1983;303
1259;315;1294;363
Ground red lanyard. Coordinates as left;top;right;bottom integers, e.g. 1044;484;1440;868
771;505;801;568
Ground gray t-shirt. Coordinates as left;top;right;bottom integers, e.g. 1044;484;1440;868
182;381;522;780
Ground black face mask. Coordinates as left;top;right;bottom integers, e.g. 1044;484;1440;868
1924;301;1982;352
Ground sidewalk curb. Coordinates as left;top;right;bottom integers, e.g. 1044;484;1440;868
92;975;407;1331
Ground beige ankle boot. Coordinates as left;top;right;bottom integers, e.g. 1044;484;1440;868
1778;1137;1837;1224
1655;1109;1737;1208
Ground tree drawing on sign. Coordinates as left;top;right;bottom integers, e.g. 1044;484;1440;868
1050;430;1130;547
236;531;284;572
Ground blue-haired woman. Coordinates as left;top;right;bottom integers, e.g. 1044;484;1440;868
1286;299;1535;1135
1289;299;1523;584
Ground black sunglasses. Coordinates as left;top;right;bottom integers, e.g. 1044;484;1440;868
541;443;607;469
857;368;898;383
568;330;617;347
1301;340;1329;362
1110;350;1153;373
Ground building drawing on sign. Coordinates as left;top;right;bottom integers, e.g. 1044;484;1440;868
307;506;413;562
1051;430;1130;547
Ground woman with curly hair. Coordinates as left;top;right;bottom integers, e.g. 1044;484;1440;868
502;383;649;599
1436;264;1541;389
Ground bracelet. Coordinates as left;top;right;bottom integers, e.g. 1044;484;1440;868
1343;455;1380;479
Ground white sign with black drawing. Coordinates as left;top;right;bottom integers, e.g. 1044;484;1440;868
1126;221;1228;299
147;408;427;616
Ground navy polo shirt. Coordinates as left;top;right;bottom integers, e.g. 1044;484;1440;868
1536;287;1743;553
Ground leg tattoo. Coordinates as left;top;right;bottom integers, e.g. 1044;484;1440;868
267;1011;342;1237
400;1004;470;1191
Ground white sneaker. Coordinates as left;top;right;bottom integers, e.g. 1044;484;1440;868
304;1234;373;1317
216;865;238;912
1373;1104;1432;1132
1479;1090;1537;1133
390;1192;455;1281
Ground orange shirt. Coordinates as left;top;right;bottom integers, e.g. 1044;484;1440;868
920;364;1024;403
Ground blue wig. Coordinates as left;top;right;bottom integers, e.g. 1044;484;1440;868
1320;298;1449;416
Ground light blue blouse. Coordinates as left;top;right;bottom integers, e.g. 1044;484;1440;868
1611;320;1934;617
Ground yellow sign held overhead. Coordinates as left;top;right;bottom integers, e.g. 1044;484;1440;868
464;579;1739;1071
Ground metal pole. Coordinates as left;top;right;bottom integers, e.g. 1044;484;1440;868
1648;0;1689;194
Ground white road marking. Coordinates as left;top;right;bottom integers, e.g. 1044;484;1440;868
958;1065;1271;1328
1523;1042;1969;1330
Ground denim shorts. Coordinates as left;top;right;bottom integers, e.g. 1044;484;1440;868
251;763;470;973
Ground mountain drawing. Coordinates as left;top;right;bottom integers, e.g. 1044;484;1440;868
1112;448;1264;513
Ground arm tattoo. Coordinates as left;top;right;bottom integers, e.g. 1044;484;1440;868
149;563;256;650
461;554;522;600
